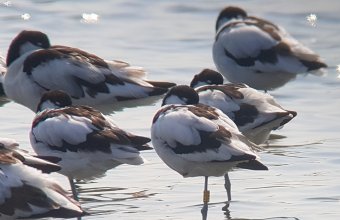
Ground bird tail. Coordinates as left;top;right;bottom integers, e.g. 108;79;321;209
145;80;177;89
129;135;153;151
300;59;327;73
236;159;268;170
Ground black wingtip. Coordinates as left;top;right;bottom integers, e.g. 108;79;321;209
300;59;327;71
25;207;87;219
145;80;177;89
146;80;178;96
130;135;153;151
136;144;153;151
0;83;5;96
148;87;169;96
20;155;62;173
35;155;62;163
277;110;297;127
236;159;268;170
27;163;61;173
289;110;297;118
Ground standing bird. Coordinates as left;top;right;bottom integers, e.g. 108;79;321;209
30;90;152;200
151;85;268;214
0;137;85;219
191;69;297;144
213;6;327;91
4;30;176;112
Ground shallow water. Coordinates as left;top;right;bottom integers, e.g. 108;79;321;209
1;0;340;219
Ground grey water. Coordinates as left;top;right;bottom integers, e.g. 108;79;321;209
0;0;340;219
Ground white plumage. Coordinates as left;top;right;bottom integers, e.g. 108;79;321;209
30;90;152;180
191;69;297;144
0;137;84;219
0;137;62;173
4;30;175;112
152;105;259;177
151;85;267;205
213;6;327;90
30;90;152;199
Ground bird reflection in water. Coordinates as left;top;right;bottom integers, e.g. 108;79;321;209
75;184;156;217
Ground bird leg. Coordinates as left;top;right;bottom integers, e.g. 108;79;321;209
69;177;79;201
201;176;209;220
224;173;231;202
68;178;83;220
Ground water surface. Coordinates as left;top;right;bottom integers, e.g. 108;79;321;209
0;0;340;219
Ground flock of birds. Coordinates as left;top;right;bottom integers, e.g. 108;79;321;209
0;6;326;219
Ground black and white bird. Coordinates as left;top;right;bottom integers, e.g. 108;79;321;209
30;90;153;200
191;69;297;144
4;30;176;112
213;6;327;90
0;137;61;174
151;85;268;210
0;137;85;219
